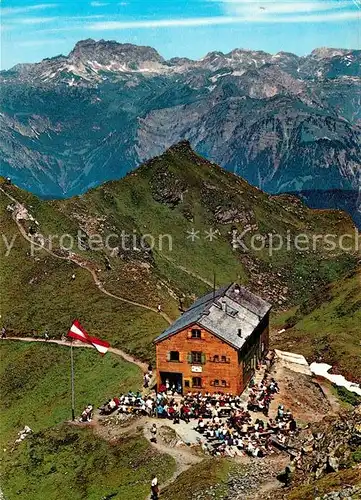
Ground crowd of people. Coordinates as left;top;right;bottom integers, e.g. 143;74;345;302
98;392;155;416
93;372;297;460
77;347;299;466
97;389;243;421
75;361;299;498
194;374;297;457
247;375;279;416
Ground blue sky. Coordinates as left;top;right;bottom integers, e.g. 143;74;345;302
1;0;360;69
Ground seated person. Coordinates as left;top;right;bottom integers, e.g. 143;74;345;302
289;418;297;433
157;404;165;417
276;405;284;420
197;418;206;433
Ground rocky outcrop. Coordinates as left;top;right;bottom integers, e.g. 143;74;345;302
294;406;361;483
315;485;361;499
150;167;187;207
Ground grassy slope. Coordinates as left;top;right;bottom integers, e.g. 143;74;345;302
58;145;356;304
1;427;175;500
1;144;358;329
0;191;168;362
1;143;359;372
161;458;240;500
0;145;360;499
0;342;175;500
1;144;358;369
272;267;361;382
0;342;141;446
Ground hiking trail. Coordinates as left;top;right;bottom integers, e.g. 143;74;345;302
72;409;203;500
3;336;148;372
0;186;172;326
144;431;203;500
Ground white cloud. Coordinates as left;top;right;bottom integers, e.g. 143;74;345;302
0;3;59;16
4;13;105;31
90;1;109;6
0;24;11;33
89;9;360;31
89;17;245;30
71;15;106;20
17;17;58;25
272;9;360;21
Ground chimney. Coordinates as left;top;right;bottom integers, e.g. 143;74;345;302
221;300;227;313
234;284;240;294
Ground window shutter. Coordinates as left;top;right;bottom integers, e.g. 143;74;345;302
187;352;192;364
166;352;171;361
201;352;206;365
187;331;192;339
201;331;205;339
179;352;182;362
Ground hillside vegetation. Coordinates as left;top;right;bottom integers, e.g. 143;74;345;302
1;426;175;500
0;342;142;446
272;267;361;382
0;342;175;500
1;143;359;368
0;187;169;361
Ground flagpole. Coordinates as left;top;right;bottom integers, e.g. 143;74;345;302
70;341;75;421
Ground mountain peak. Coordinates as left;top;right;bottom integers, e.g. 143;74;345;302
310;47;351;59
71;38;97;49
167;140;193;153
68;38;164;65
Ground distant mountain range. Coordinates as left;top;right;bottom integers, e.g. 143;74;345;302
0;39;360;225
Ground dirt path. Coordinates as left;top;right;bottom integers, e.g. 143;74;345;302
2;336;149;372
143;425;203;500
145;444;202;500
75;410;203;500
0;186;172;326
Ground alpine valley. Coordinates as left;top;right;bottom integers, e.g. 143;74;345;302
0;39;360;226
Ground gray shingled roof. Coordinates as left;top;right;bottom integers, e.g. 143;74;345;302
154;283;272;350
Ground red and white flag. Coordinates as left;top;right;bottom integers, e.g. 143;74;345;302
67;320;110;356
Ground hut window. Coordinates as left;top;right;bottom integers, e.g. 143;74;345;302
169;351;180;362
192;377;202;388
191;329;202;338
191;351;202;364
